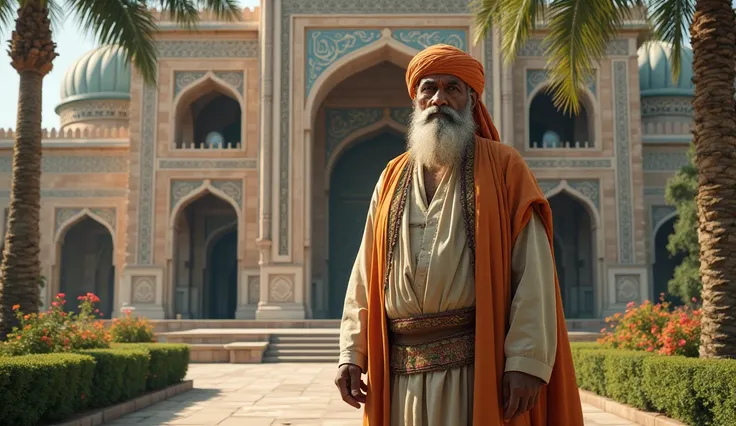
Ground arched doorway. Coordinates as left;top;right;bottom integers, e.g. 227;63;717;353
529;89;593;148
548;192;595;318
172;193;238;319
58;217;114;318
205;228;238;319
327;131;406;318
653;216;685;305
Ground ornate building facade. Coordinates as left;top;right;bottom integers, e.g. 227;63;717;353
0;3;692;323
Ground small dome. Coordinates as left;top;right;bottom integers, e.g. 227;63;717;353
638;41;694;97
57;45;131;108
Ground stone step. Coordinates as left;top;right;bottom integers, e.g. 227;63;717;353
265;348;339;356
269;342;340;350
262;355;339;363
270;336;339;344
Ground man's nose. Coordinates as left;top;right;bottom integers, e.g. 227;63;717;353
430;90;449;107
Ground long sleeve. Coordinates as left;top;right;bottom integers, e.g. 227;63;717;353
337;171;385;372
505;211;558;383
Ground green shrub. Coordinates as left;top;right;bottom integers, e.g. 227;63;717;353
571;342;736;426
693;360;736;426
79;348;149;408
571;348;607;395
0;353;95;425
603;351;654;410
116;343;189;390
642;356;707;425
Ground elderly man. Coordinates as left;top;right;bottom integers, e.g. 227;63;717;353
334;45;584;426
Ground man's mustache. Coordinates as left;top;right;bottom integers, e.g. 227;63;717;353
421;105;461;123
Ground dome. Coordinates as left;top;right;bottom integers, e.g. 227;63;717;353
56;45;131;110
638;41;694;97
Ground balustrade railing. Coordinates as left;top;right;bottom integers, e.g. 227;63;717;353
528;140;595;149
174;141;242;150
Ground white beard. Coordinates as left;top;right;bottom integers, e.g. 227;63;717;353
406;96;476;168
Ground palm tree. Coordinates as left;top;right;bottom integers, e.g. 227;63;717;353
473;0;736;358
0;0;240;338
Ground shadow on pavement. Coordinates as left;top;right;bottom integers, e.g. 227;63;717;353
108;388;223;425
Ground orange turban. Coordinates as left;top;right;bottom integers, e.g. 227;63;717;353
405;44;501;141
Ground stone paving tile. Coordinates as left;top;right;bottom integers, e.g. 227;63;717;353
108;364;637;425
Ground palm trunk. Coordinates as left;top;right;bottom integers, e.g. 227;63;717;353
690;0;736;358
0;2;56;338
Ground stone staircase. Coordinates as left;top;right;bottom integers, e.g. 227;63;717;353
155;320;602;364
263;332;340;363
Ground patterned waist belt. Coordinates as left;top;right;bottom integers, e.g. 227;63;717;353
388;307;476;375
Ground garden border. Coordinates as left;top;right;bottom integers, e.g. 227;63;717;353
579;389;686;426
52;380;193;426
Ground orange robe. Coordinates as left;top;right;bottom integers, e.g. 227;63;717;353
363;136;584;426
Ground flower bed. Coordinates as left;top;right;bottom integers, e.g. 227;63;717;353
0;293;190;424
598;297;701;357
572;343;736;426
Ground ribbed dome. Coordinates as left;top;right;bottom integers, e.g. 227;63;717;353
638;41;694;97
58;45;131;107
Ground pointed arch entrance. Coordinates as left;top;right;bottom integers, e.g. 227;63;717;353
652;215;684;304
548;192;597;318
326;131;406;318
57;216;115;318
171;192;238;319
308;53;412;318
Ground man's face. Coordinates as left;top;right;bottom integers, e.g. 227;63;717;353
415;74;476;116
406;74;477;168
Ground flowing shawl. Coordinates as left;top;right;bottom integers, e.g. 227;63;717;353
363;137;585;426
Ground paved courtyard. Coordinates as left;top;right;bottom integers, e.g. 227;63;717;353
107;364;637;425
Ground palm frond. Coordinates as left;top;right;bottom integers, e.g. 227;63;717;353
544;0;629;114
195;0;240;21
647;0;694;81
45;0;67;34
0;0;17;28
470;0;501;44
497;0;547;64
68;0;158;84
151;0;199;29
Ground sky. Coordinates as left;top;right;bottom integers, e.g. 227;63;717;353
0;2;734;130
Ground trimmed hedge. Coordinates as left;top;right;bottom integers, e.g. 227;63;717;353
572;343;736;426
0;343;190;425
115;343;190;390
79;348;149;408
0;353;95;425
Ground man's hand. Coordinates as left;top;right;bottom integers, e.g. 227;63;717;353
334;363;367;409
502;371;544;421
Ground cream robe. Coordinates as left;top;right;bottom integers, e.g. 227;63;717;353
339;164;558;426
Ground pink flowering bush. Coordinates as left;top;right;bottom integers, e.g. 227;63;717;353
598;294;701;357
0;292;111;356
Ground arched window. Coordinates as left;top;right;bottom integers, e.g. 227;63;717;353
174;79;242;150
529;89;593;149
